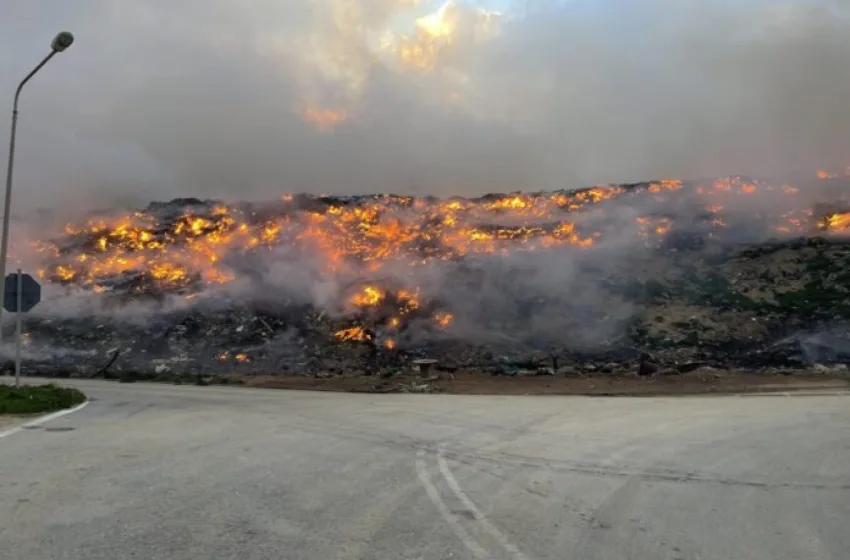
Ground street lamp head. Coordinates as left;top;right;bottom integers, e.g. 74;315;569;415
51;32;74;53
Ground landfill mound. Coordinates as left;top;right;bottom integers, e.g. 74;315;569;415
9;174;850;380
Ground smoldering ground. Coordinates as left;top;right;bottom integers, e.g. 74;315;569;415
3;1;850;373
4;172;850;376
13;174;838;338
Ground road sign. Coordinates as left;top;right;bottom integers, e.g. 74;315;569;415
4;272;40;313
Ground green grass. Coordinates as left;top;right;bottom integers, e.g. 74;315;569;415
0;383;86;415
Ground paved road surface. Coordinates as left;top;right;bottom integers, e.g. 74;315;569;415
1;379;848;559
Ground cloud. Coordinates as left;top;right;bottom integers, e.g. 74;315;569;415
1;0;849;213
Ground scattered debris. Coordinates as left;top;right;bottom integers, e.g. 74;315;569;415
412;359;438;375
638;354;659;376
7;175;850;379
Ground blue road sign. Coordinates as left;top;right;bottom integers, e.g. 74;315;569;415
4;272;41;313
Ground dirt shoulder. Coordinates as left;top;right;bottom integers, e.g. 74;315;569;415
0;415;33;431
239;370;850;396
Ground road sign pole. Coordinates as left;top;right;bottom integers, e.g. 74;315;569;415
15;269;22;387
3;271;40;381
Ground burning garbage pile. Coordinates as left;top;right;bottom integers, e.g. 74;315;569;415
9;173;850;379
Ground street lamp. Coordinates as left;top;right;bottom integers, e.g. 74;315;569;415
0;31;75;339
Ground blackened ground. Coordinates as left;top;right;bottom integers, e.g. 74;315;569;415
243;369;850;396
7;368;847;396
16;180;850;379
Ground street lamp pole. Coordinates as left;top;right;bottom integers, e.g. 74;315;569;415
0;32;74;340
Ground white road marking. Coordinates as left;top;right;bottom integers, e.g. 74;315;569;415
415;448;490;559
437;445;531;560
0;400;89;440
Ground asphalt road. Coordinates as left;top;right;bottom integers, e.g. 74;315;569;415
0;379;848;560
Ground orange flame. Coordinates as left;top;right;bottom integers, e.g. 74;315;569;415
350;286;385;307
301;106;348;132
826;213;850;231
29;172;850;335
335;327;372;342
434;312;453;327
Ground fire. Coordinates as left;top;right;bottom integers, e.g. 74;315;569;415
434;312;453;327
35;205;261;292
55;265;76;281
150;262;189;286
27;172;850;338
485;195;532;211
713;179;732;192
217;351;250;363
301;106;348;132
350;285;385;307
335;326;372;342
776;209;813;234
396;288;420;311
635;216;673;238
826;213;850;231
648;179;683;194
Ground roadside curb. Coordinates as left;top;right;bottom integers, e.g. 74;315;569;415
582;385;850;398
0;400;89;440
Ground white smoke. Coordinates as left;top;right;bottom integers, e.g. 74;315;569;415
0;0;848;212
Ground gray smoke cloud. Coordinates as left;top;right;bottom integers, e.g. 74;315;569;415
1;0;849;210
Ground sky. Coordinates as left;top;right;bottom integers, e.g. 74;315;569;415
1;0;849;212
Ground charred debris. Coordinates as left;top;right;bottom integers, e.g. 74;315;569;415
7;176;850;381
